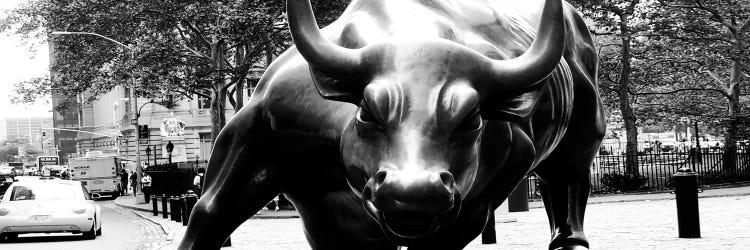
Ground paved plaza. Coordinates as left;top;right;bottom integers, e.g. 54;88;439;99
117;185;750;249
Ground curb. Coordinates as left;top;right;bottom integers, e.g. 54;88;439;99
113;196;301;219
526;185;750;209
113;197;175;250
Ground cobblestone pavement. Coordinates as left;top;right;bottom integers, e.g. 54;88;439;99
102;202;170;250
149;195;750;249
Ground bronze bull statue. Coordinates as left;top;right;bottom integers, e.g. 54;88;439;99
180;0;604;249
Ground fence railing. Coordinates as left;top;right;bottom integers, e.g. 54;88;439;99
526;144;750;198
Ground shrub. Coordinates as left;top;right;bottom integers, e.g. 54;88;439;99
600;173;648;192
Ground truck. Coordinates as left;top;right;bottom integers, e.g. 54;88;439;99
69;156;125;199
36;156;60;175
8;162;24;175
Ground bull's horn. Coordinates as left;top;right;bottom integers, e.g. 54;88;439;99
287;0;365;79
486;0;565;91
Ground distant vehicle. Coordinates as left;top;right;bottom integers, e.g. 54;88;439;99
37;156;60;176
69;156;124;199
0;175;14;196
0;179;102;241
7;162;24;175
0;166;13;176
43;165;67;177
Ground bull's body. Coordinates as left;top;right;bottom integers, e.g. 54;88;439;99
180;0;604;249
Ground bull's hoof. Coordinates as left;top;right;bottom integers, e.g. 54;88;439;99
552;245;589;250
549;233;589;250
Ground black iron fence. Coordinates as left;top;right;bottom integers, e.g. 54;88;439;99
144;160;209;196
526;144;750;198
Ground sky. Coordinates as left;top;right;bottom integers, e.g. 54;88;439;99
0;0;52;120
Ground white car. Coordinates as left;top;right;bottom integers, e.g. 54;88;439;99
0;179;102;241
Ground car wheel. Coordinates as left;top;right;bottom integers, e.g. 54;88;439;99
83;219;97;240
2;233;18;242
96;225;102;236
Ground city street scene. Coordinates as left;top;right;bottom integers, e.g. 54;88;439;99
1;0;749;250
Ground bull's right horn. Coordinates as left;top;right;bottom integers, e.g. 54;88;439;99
287;0;367;80
484;0;565;93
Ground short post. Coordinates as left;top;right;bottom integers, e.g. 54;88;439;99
184;190;199;221
181;195;188;226
161;194;169;219
152;195;158;216
508;176;529;212
170;196;182;222
673;167;700;238
481;211;496;244
223;236;232;247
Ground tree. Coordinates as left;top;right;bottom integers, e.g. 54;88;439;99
569;0;660;175
2;0;349;143
655;0;749;169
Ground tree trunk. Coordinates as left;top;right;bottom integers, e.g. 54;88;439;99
210;40;227;144
723;59;743;171
618;18;640;176
233;45;245;112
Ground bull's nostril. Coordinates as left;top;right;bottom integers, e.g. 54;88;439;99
362;186;373;200
439;171;454;187
375;170;388;185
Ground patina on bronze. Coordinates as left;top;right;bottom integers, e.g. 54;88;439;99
179;0;603;249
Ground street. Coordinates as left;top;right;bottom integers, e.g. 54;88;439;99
0;199;167;250
155;194;750;249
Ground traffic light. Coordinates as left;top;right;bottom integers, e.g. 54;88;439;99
139;125;149;139
42;132;46;137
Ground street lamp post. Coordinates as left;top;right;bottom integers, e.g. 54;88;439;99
51;31;146;204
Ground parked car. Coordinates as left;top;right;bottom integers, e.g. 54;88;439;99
0;178;102;241
0;175;13;196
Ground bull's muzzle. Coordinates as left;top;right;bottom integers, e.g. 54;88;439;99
362;170;462;242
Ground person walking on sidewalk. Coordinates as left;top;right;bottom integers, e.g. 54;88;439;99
193;168;205;197
130;171;138;197
120;169;129;195
142;173;152;202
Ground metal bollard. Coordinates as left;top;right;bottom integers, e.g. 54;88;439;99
152;195;158;216
181;195;188;226
184;190;198;218
183;190;199;224
161;195;169;219
481;212;496;244
170;196;182;222
673;167;701;238
508;176;529;212
223;236;232;247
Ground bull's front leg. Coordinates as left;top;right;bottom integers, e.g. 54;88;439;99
534;140;599;250
179;106;281;250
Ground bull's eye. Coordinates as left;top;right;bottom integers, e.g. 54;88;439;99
357;106;375;123
457;110;481;131
356;103;377;123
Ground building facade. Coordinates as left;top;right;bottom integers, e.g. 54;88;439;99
0;117;54;148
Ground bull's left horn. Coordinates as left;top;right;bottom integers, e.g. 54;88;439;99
287;0;366;79
485;0;565;91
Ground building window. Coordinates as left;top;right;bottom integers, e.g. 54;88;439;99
198;133;212;161
197;91;211;110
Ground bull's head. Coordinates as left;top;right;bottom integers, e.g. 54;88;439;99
287;0;564;244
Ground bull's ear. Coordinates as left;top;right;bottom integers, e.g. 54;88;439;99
309;67;365;104
482;84;545;123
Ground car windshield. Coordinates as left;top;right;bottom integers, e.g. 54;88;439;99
9;182;84;201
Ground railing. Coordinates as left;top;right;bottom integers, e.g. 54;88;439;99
526;144;750;198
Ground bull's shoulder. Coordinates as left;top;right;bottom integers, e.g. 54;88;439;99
561;1;598;90
250;48;356;141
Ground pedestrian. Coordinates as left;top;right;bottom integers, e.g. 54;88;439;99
193;168;205;196
130;171;138;197
142;173;152;203
60;169;70;180
120;169;129;195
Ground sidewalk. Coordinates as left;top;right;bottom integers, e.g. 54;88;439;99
113;195;300;219
115;184;750;250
